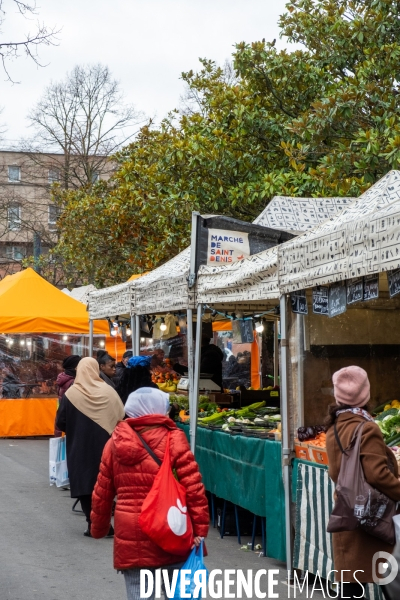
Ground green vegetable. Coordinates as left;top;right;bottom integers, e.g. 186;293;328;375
375;408;399;422
388;433;400;447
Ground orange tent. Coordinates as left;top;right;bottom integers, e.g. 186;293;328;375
0;268;108;334
0;268;108;437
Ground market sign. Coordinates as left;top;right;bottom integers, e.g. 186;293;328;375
207;229;250;265
194;214;293;272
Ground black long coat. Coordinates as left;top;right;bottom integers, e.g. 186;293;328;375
55;394;110;497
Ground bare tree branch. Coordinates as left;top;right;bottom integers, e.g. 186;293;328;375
0;1;60;82
24;64;146;188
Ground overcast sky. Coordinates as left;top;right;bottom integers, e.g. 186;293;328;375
1;0;291;144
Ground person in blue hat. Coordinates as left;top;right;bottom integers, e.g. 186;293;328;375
116;355;158;405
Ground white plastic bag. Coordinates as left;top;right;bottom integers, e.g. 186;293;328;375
49;437;69;487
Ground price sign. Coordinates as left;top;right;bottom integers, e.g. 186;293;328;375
347;278;363;305
328;284;347;318
363;275;379;301
312;287;329;315
388;269;400;298
290;290;308;315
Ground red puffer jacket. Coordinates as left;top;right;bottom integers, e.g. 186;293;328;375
90;415;209;569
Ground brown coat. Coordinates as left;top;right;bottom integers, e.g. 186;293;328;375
326;412;400;582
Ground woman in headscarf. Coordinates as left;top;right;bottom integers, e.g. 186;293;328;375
90;387;209;600
55;357;125;537
116;355;157;405
54;354;81;437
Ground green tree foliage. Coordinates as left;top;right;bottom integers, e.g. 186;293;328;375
44;0;400;286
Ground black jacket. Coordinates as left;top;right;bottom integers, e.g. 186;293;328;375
114;361;125;384
200;344;224;390
55;394;110;497
2;374;21;398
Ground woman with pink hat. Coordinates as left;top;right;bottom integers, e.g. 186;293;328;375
326;366;400;599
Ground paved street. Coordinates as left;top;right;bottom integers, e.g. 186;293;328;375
0;439;323;600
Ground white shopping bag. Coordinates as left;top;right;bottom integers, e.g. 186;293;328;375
49;437;69;487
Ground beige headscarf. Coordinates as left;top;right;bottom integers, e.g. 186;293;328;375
65;357;125;435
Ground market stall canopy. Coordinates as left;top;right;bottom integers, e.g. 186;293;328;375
0;268;108;334
197;195;355;306
134;247;193;314
62;284;96;304
197;246;279;306
88;280;134;320
254;196;353;234
279;170;400;293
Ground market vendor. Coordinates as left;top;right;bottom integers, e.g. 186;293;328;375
200;334;223;391
114;350;133;384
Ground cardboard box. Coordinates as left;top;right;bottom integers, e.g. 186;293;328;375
294;440;312;461
309;445;329;465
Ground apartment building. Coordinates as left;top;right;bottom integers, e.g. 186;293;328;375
0;150;110;277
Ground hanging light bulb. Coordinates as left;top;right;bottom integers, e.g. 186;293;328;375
140;337;145;342
255;321;264;333
99;340;105;347
62;335;68;341
26;340;32;346
20;339;25;346
160;317;167;332
9;339;13;345
126;327;132;336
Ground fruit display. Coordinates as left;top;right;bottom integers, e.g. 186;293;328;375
152;372;181;392
295;425;328;464
297;425;326;442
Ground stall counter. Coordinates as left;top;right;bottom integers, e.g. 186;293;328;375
178;423;286;562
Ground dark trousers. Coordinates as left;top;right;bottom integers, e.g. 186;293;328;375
78;495;92;524
341;583;366;599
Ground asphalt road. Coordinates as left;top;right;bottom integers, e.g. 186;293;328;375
0;439;323;600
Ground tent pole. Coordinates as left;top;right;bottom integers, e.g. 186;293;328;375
89;319;94;357
130;315;135;352
135;315;140;355
191;303;203;455
274;319;279;386
187;308;194;443
280;294;293;573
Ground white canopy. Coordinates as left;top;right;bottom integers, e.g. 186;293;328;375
197;196;354;305
254;195;352;233
278;170;400;293
134;247;193;314
88;280;134;319
62;284;96;305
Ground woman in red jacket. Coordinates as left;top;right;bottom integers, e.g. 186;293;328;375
90;387;209;599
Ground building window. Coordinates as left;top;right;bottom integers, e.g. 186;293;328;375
48;169;60;183
5;246;24;261
8;166;21;182
8;204;21;230
48;204;60;229
91;171;99;183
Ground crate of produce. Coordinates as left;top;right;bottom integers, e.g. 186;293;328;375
294;440;312;461
309;445;329;465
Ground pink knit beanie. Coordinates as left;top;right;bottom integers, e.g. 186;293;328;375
332;366;370;407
